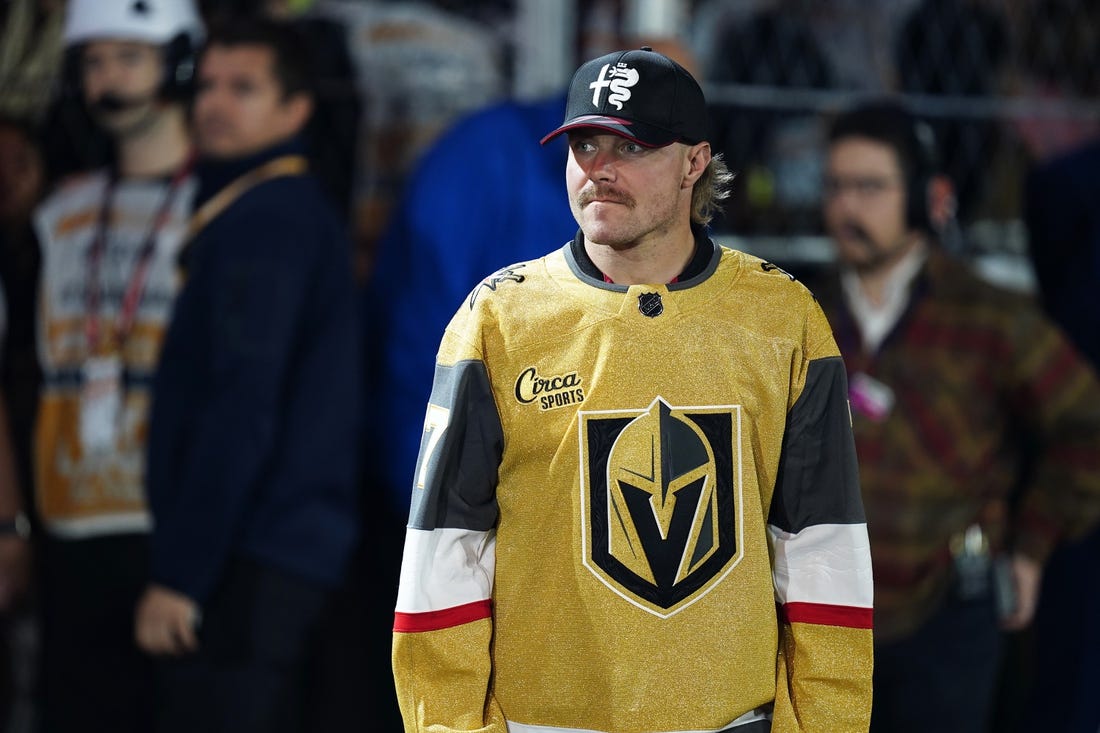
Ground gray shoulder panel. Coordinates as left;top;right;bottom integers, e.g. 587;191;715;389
407;359;503;532
768;355;865;532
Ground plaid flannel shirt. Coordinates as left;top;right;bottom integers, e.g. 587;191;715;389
810;249;1100;641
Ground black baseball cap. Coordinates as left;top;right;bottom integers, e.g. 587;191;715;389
540;46;709;148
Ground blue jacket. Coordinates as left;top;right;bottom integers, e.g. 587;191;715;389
147;137;362;603
365;94;577;510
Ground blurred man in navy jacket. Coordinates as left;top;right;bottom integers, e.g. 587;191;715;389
135;18;361;733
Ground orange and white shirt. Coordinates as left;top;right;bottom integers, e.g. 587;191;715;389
33;169;195;538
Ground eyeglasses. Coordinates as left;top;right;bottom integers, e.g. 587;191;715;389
821;175;903;200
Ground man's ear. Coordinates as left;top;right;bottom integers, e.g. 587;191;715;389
683;141;711;189
927;174;956;231
283;92;314;135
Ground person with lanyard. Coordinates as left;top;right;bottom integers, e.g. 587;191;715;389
134;17;362;733
29;1;204;731
391;46;873;733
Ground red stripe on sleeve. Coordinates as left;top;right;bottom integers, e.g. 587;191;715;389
783;601;874;629
393;599;492;633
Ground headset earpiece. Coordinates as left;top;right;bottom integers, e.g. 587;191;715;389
161;32;199;100
905;118;938;234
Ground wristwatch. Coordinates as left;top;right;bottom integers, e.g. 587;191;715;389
0;512;31;540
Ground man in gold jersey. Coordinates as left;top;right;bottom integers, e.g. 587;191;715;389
392;47;874;733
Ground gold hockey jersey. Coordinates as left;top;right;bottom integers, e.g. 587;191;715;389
393;239;873;733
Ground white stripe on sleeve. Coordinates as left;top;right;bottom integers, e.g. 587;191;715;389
768;522;873;608
395;526;496;613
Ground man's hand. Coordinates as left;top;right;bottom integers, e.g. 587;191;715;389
999;554;1042;631
135;584;200;655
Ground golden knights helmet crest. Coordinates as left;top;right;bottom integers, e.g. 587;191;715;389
579;397;743;617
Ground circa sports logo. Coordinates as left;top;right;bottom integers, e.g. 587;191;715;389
589;62;639;110
578;397;743;618
514;366;585;411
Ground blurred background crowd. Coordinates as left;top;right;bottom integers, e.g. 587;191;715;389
1;0;1098;732
7;0;1099;277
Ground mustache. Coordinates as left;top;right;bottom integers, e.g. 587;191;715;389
836;220;875;249
578;186;634;208
90;92;152;114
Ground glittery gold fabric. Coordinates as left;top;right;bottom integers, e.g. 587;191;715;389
393;245;873;732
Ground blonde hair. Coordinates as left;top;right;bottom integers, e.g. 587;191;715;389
691;153;735;226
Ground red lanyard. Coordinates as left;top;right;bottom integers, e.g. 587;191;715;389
85;154;194;354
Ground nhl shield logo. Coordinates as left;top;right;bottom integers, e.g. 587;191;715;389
638;292;663;318
578;397;743;617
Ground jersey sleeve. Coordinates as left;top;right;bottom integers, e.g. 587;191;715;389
391;322;508;733
767;298;874;732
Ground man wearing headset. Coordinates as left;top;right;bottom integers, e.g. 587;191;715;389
809;99;1100;732
31;1;203;730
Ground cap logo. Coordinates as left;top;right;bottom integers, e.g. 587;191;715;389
589;62;639;111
